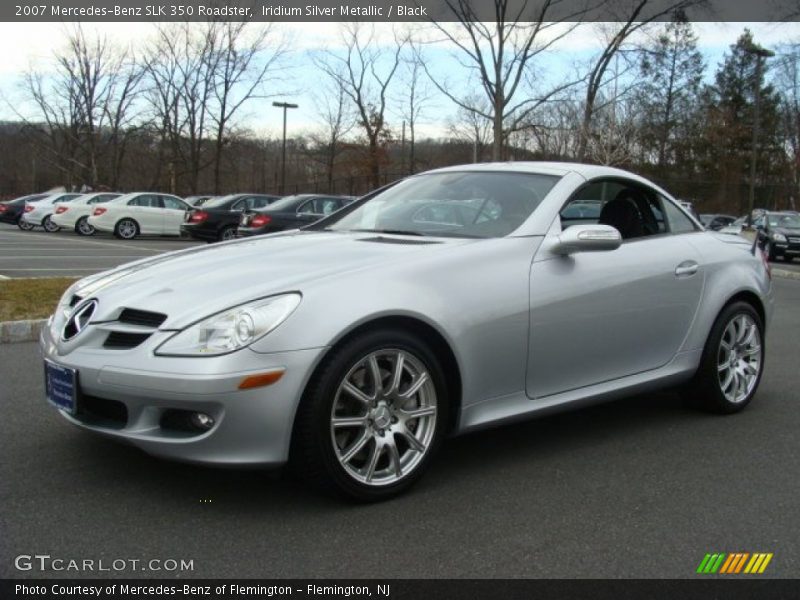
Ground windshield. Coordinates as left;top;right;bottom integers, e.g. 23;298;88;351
768;214;800;228
325;172;560;238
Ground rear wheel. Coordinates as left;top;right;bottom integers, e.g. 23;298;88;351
114;218;138;240
17;219;34;231
75;216;95;236
218;226;236;242
292;329;449;501
687;301;764;414
43;215;60;233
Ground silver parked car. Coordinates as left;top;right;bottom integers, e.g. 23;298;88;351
41;163;773;501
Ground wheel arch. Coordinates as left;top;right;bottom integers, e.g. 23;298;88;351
299;314;463;436
721;289;766;329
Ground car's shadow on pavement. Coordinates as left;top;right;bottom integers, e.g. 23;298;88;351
60;389;702;510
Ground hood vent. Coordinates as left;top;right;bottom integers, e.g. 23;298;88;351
118;308;167;328
358;236;440;245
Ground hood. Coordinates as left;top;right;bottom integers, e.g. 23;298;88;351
773;227;800;237
80;230;471;329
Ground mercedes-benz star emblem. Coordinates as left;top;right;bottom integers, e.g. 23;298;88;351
62;299;98;341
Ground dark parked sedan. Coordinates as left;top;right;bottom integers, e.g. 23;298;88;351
700;213;737;231
755;211;800;261
0;193;48;228
181;194;280;242
237;194;355;237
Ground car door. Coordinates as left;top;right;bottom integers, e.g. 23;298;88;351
526;179;705;399
295;198;324;225
161;195;190;235
126;195;158;234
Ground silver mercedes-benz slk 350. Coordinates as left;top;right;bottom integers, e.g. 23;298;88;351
41;162;773;500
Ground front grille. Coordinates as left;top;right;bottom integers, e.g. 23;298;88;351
118;308;167;328
104;331;152;349
788;237;800;244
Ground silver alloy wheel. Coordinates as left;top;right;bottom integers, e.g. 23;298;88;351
43;216;59;232
77;217;94;236
330;349;437;486
18;220;34;231
717;313;762;403
221;227;236;241
117;219;137;239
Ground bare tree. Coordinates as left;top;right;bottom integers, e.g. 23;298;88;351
394;37;434;174
315;23;404;188
775;45;800;210
17;25;143;189
209;22;290;193
423;0;589;161
446;94;493;162
308;69;356;192
575;1;706;162
144;22;221;193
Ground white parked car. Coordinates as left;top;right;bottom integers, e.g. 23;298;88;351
51;192;122;236
21;193;83;232
88;192;191;239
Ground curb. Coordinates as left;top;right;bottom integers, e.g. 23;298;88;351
1;269;799;344
772;268;800;281
0;319;46;344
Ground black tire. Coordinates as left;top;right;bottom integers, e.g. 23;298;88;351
686;301;764;414
75;216;95;236
114;218;139;240
291;328;450;502
217;226;236;242
17;219;34;231
42;215;60;233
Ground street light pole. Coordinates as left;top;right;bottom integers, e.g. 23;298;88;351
744;45;774;224
273;101;298;194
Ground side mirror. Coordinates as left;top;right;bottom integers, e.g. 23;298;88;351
551;224;622;255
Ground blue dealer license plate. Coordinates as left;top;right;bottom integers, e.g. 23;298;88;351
44;360;77;414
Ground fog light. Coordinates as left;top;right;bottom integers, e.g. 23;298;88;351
190;412;215;431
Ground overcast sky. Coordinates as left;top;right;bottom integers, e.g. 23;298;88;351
0;21;796;139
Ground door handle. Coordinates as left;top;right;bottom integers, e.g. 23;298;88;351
675;261;699;277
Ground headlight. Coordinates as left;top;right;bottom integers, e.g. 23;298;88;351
155;293;301;357
772;233;787;243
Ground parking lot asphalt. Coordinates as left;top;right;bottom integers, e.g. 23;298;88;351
2;221;800;280
1;278;798;579
0;225;201;278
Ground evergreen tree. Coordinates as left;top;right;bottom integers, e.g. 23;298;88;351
637;14;705;176
700;29;782;212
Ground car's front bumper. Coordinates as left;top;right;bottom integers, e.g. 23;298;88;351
21;212;45;225
773;235;800;257
40;319;327;466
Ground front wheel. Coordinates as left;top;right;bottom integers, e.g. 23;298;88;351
687;302;764;414
75;216;95;236
114;218;138;240
43;215;60;233
292;329;449;501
